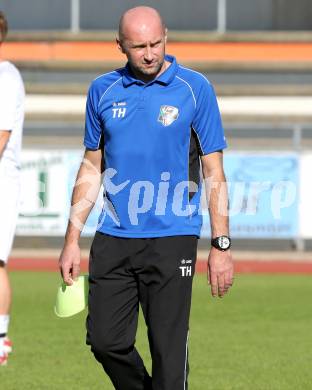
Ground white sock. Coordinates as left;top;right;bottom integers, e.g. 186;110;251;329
0;315;10;336
0;338;4;356
0;315;9;357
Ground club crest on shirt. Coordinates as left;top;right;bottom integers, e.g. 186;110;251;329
158;105;179;127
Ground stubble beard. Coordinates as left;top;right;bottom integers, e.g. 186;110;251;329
132;58;164;79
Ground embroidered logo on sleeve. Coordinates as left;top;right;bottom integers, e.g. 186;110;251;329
158;105;179;127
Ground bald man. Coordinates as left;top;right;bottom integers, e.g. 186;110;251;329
59;6;233;389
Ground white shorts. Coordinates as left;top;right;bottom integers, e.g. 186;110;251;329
0;170;20;263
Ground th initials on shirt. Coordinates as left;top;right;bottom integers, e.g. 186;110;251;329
112;107;127;118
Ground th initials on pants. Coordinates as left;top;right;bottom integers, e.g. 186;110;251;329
179;266;192;277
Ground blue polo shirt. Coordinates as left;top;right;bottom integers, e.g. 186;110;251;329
84;55;227;238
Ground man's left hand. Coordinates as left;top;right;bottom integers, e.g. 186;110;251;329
207;248;234;298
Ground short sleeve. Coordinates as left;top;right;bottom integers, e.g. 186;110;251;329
191;80;227;155
84;85;103;150
0;76;19;131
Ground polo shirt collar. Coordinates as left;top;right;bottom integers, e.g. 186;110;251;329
122;55;178;87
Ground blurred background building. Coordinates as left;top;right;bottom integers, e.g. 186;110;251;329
1;0;312;31
0;0;311;252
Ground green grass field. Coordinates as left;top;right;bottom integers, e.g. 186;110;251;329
1;271;312;389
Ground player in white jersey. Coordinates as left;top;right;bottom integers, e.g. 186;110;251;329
0;11;25;366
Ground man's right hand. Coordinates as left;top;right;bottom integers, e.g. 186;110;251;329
59;242;81;286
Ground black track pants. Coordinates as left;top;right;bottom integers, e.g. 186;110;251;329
86;232;198;390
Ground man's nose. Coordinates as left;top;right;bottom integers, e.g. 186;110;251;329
144;45;153;61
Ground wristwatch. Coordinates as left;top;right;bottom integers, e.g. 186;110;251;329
211;235;231;251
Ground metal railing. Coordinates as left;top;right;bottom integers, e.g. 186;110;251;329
70;0;80;33
217;0;227;33
70;0;228;34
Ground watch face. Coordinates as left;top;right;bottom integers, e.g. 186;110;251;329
218;236;230;249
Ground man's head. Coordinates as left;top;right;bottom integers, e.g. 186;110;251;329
117;6;167;82
0;11;8;44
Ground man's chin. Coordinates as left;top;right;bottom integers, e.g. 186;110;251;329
142;70;158;76
140;67;158;75
140;64;162;76
130;62;164;80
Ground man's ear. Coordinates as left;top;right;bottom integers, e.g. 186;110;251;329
164;28;168;43
116;37;125;54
